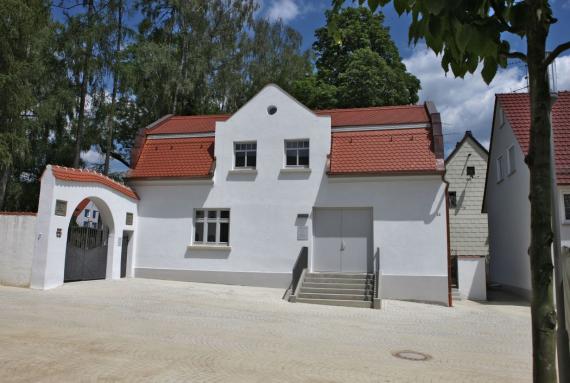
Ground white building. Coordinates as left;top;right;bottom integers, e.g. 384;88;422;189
484;92;570;299
445;131;488;300
28;85;451;306
74;200;100;228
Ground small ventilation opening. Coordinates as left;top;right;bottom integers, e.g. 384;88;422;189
267;105;277;115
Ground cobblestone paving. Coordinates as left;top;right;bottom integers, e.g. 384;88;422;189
0;279;531;382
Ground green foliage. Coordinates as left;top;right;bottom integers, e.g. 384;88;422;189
331;0;555;84
292;7;419;108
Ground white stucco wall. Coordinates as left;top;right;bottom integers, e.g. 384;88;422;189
0;214;37;287
458;258;487;300
133;85;449;304
30;166;139;290
486;106;532;298
487;106;570;299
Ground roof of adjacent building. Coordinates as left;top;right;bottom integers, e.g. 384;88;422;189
51;166;139;200
497;91;570;184
129;104;441;179
445;130;489;164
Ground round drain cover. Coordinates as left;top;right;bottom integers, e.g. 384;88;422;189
392;350;432;361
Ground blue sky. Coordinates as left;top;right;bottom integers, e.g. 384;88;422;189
260;0;570;151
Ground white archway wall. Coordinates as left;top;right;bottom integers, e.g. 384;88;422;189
30;167;138;289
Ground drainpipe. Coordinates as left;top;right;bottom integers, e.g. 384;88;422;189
425;101;451;307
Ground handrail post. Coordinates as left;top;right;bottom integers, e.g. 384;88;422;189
373;246;381;309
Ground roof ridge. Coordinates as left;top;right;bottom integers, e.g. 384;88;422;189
315;104;424;113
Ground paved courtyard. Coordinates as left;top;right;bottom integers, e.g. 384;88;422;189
0;279;531;382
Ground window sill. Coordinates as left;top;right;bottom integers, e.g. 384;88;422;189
228;168;257;175
280;167;311;174
188;244;231;251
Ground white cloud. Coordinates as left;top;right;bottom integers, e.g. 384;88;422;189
403;47;570;154
81;145;104;165
266;0;299;23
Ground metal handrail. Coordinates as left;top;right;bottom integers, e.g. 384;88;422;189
283;246;308;300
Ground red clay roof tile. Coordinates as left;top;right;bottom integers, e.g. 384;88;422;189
497;91;570;185
132;105;438;179
51;166;139;200
329;128;438;175
128;137;215;179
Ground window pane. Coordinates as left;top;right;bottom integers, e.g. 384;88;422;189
247;152;256;168
298;149;309;166
286;149;297;166
449;192;457;208
220;210;230;219
207;210;217;219
286;141;296;149
220;222;229;243
195;222;204;242
196;210;204;219
207;223;217;242
235;152;245;167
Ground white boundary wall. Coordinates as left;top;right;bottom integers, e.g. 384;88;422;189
0;214;37;287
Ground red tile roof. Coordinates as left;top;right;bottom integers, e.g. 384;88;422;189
329;128;438;175
145;115;230;135
131;104;440;179
145;105;428;135
128;137;215;179
315;105;429;127
497;91;570;184
51;166;139;200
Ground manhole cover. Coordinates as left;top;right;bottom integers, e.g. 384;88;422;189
392;350;432;361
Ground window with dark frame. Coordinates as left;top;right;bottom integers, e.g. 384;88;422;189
449;191;457;208
84;209;90;217
564;194;570;221
194;209;230;245
285;140;309;167
234;142;257;169
466;166;475;177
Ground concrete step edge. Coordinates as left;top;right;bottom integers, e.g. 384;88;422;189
295;298;372;308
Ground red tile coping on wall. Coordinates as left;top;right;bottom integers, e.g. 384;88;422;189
328;128;440;175
0;211;37;216
497;91;570;185
50;165;139;200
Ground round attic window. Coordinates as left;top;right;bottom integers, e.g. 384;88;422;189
267;105;277;115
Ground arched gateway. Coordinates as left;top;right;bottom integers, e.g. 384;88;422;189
30;165;138;290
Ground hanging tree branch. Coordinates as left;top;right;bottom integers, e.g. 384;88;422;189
507;51;528;62
544;41;570;67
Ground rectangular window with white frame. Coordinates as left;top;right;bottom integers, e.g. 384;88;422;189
507;145;516;175
496;155;505;182
234;142;256;169
285;139;309;167
564;194;570;221
194;209;230;245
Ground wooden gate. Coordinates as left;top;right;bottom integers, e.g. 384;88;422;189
64;226;109;282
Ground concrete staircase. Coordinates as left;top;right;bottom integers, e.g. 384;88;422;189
294;272;374;308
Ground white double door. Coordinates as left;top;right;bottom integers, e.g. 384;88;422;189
313;208;372;272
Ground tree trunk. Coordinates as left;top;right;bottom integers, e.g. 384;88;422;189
73;0;95;168
526;2;557;382
0;166;10;210
104;0;123;175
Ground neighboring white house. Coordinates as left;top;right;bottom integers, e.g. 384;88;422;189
74;200;99;228
27;84;451;306
445;131;488;300
484;91;570;299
